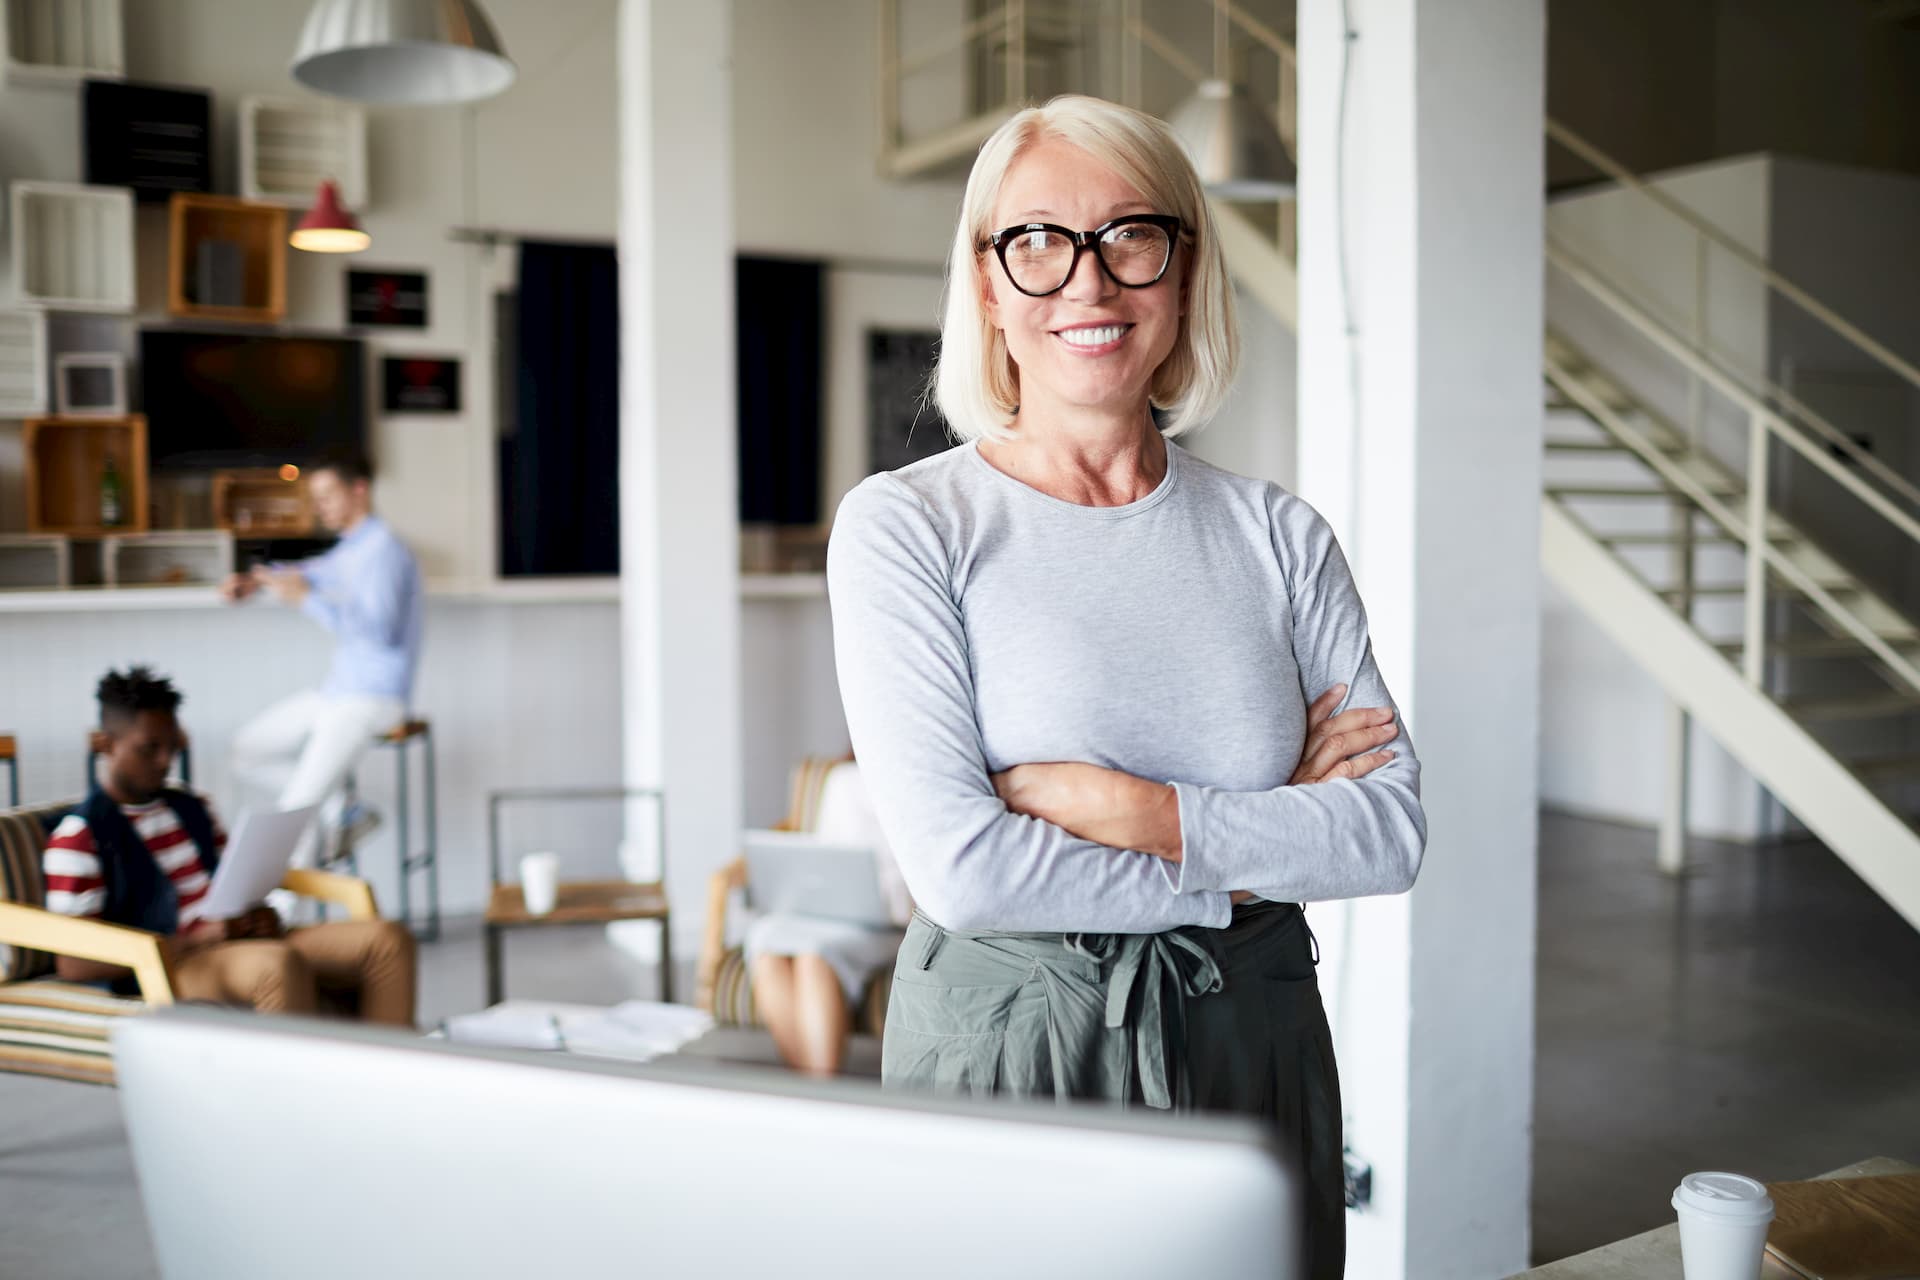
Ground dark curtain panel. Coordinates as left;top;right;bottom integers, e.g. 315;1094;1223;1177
736;256;824;525
500;240;619;576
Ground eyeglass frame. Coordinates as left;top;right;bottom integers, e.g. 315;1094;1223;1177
983;214;1186;298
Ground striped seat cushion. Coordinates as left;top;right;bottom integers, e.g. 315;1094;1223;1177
0;801;75;983
709;945;892;1039
0;978;145;1086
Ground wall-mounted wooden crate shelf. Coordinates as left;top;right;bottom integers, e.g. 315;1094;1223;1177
166;193;287;324
0;309;48;415
239;97;368;208
0;534;70;589
1;0;123;86
103;529;232;587
212;467;315;535
9;181;135;312
23;414;147;535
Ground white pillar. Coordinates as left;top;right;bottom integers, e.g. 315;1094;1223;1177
1297;2;1543;1276
617;0;739;961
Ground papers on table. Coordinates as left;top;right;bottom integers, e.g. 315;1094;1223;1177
438;1000;715;1062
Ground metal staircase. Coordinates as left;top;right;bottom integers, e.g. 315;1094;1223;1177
1540;325;1920;929
872;2;1920;930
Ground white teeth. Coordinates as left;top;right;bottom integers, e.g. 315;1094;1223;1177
1058;324;1127;347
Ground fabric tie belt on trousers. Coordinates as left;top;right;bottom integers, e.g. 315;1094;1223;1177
913;914;1238;1110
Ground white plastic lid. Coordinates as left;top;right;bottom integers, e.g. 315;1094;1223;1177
1671;1172;1775;1223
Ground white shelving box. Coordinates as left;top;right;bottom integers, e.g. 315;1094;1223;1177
103;530;233;588
1;0;123;86
0;308;48;415
240;97;368;208
9;181;135;312
0;534;69;589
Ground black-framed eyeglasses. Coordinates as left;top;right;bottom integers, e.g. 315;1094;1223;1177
984;214;1183;298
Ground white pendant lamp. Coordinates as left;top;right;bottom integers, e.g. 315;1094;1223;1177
1166;1;1296;200
292;0;516;106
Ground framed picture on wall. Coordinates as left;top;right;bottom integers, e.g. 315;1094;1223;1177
347;269;430;328
866;328;950;474
382;357;462;413
53;352;128;417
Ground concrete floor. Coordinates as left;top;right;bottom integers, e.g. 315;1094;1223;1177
1530;810;1920;1264
3;810;1916;1277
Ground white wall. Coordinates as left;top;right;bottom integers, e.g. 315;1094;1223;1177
0;0;624;580
0;1;1303;924
0;595;622;940
0;1;631;935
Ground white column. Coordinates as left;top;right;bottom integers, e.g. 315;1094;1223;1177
617;0;739;960
1297;2;1543;1276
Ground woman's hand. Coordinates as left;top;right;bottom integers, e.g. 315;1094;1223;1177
1290;683;1399;786
992;762;1182;861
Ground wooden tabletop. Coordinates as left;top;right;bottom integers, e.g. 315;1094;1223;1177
484;879;669;928
0;734;15;759
1513;1156;1918;1279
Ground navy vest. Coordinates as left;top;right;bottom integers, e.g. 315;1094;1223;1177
75;787;221;936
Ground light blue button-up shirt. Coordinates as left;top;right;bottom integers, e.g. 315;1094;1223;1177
295;515;424;702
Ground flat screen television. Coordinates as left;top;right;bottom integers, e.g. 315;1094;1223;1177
140;330;367;470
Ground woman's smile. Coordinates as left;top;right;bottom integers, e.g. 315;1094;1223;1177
1054;321;1134;354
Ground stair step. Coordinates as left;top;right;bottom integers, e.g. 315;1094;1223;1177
1784;691;1920;721
1549;484;1727;500
1603;531;1790;547
1544;439;1627;452
1660;578;1859;603
1848;753;1920;783
1713;635;1920;661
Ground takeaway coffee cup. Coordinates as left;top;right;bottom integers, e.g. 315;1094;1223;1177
1672;1171;1774;1280
520;852;560;916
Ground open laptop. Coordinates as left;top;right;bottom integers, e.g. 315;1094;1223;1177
115;1008;1302;1279
742;827;895;926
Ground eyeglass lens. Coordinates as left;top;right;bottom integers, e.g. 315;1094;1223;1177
1002;221;1173;295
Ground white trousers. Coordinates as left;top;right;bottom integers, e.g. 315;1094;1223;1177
231;690;406;867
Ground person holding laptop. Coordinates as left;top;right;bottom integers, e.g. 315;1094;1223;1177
43;667;416;1024
746;760;910;1076
221;450;424;867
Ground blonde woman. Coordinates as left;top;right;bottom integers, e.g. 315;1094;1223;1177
827;95;1424;1278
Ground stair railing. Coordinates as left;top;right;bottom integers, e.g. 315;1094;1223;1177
1545;243;1920;695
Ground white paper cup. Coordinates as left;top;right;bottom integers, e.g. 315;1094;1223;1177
1672;1171;1774;1280
520;852;561;916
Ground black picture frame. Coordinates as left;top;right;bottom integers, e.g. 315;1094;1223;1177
867;329;950;474
347;269;430;328
83;79;213;203
382;357;462;414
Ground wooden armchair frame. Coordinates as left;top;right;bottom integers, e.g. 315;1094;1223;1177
0;868;380;1005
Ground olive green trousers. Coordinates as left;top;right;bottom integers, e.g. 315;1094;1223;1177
882;899;1345;1278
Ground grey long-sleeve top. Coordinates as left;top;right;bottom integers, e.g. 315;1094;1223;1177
826;438;1425;935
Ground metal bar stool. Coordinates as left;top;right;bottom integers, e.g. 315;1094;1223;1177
85;731;192;791
1;735;17;806
340;719;440;941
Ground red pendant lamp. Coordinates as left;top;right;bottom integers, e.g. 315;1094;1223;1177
290;179;371;253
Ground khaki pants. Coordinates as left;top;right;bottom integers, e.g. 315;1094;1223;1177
171;920;417;1027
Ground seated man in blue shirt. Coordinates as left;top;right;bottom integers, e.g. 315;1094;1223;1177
222;450;424;865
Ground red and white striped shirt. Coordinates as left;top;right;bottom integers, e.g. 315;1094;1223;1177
43;797;229;932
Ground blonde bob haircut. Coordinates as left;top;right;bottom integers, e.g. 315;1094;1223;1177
934;94;1239;443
